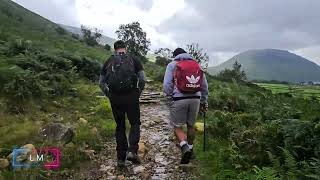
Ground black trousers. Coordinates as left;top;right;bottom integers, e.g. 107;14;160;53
109;90;141;160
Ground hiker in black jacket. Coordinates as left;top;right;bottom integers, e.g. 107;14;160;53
99;40;146;168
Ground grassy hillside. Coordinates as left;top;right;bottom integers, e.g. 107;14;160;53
0;0;115;178
0;0;110;60
209;49;320;82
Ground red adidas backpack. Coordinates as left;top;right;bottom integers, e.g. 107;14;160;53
174;60;203;93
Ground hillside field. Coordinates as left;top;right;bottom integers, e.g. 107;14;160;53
256;83;320;100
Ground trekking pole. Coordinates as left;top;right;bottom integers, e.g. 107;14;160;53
203;112;206;152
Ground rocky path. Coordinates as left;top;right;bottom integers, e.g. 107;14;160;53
83;91;198;180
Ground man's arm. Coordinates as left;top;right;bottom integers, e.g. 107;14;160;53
99;61;110;97
137;70;146;91
132;56;146;92
163;62;175;96
200;74;209;103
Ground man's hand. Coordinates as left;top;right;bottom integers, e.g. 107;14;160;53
103;86;111;98
199;102;208;114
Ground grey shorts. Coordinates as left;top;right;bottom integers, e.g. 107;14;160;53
169;98;200;127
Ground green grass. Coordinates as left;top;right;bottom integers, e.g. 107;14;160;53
0;0;116;178
256;83;320;100
195;133;258;179
0;80;115;179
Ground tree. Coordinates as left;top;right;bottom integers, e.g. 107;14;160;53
217;61;247;82
104;44;111;51
81;25;102;46
154;48;172;66
71;33;80;40
155;48;172;59
55;26;66;35
186;43;209;71
115;22;150;62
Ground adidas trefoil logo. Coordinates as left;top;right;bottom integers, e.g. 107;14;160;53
186;75;200;84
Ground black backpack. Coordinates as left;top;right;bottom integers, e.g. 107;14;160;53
105;54;138;93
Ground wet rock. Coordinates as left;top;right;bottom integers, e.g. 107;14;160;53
79;118;88;125
0;158;9;169
52;101;62;108
155;167;166;174
117;175;125;180
151;174;168;180
39;123;74;145
138;142;147;157
99;164;113;172
82;150;95;159
91;127;98;135
133;166;145;174
155;155;164;163
152;117;162;124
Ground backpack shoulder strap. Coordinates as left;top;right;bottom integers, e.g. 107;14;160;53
125;54;135;66
105;55;117;71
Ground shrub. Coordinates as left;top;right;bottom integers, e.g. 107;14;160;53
71;33;80;40
155;56;171;67
0;31;10;42
3;70;43;112
6;39;33;56
78;57;101;81
104;44;111;51
217;61;247;82
55;26;67;35
61;53;102;81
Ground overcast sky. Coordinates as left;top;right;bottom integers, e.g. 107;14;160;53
13;0;320;66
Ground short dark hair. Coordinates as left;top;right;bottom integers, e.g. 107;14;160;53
114;40;126;50
173;48;187;57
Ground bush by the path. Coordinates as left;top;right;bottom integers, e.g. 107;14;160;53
196;76;320;179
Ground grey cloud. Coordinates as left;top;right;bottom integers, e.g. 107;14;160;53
15;0;79;26
130;0;154;11
158;0;320;63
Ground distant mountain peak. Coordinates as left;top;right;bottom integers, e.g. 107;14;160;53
209;49;320;82
59;24;116;46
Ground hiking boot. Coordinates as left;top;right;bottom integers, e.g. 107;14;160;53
126;152;141;164
190;149;196;160
117;159;125;168
180;144;192;164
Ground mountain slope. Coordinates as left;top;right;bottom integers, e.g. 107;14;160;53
60;24;116;46
209;49;320;82
0;0;109;61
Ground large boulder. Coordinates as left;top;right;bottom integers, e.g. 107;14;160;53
79;118;88;125
39;123;74;145
0;158;9;169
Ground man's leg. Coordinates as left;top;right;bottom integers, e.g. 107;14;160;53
170;100;192;164
174;127;187;143
186;99;200;159
126;101;140;153
187;126;196;146
110;101;128;162
126;91;141;163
